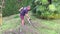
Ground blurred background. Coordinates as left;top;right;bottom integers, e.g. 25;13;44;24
0;0;60;34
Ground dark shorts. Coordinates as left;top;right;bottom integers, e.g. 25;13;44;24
20;15;24;20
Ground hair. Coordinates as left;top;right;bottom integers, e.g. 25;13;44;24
27;5;30;8
27;5;30;11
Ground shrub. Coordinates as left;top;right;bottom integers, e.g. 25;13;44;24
48;4;56;12
31;0;60;19
41;0;48;5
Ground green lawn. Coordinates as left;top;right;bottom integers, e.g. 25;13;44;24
0;13;60;34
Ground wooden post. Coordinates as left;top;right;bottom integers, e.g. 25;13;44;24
0;0;5;25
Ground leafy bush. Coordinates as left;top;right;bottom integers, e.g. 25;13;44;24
48;4;56;12
31;0;60;19
36;5;46;12
57;5;60;13
41;0;48;5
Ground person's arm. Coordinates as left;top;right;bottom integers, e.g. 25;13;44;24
25;14;30;18
19;7;23;11
25;14;30;20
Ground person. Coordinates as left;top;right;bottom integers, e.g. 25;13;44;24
19;6;31;27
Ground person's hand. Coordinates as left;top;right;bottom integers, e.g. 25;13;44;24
28;17;31;20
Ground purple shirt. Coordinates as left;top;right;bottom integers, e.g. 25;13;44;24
20;7;28;16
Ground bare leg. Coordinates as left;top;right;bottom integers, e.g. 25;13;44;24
20;19;24;33
21;19;24;26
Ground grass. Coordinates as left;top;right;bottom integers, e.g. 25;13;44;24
0;13;60;34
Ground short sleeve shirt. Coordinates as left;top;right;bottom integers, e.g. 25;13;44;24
20;7;28;16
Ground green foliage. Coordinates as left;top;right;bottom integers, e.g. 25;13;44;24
34;0;40;5
48;4;56;12
41;0;48;5
52;0;58;2
2;0;19;17
57;5;60;13
36;5;46;12
41;11;51;18
31;0;60;19
3;0;32;17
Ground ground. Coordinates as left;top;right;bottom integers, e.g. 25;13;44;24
0;12;60;34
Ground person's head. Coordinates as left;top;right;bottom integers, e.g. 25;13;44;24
27;5;30;11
